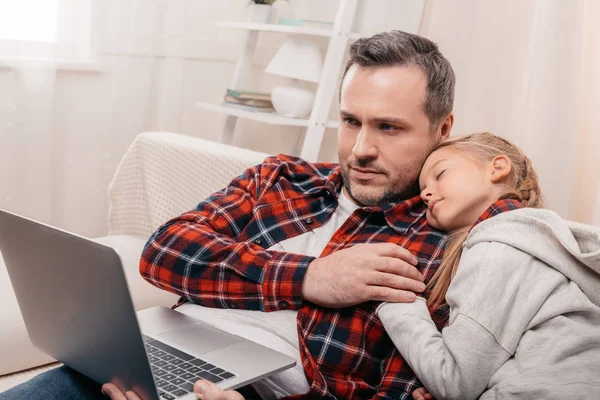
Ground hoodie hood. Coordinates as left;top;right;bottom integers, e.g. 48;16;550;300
466;208;600;308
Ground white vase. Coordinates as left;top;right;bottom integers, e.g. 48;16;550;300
271;86;315;119
248;4;273;24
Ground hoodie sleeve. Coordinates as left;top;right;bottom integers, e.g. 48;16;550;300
377;242;553;400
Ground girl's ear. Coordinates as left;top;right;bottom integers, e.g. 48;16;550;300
490;155;512;183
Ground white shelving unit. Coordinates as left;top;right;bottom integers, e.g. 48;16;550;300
214;21;334;37
198;0;358;162
196;102;340;129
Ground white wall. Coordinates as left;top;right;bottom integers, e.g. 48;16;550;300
420;0;595;221
0;0;424;237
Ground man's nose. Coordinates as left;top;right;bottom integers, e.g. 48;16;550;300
352;129;378;159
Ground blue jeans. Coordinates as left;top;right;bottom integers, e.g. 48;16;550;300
0;366;105;400
0;366;264;400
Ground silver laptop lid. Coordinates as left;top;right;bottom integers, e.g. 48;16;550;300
0;209;158;400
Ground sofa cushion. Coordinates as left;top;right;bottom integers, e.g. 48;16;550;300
0;252;55;376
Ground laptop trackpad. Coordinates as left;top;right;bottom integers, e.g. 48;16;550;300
157;322;243;355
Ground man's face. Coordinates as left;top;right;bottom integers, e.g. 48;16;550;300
338;65;450;206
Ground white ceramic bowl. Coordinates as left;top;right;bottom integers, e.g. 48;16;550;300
271;86;315;118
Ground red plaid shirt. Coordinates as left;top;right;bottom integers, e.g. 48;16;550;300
471;198;523;230
140;155;450;399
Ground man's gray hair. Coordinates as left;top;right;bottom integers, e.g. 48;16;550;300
341;30;455;128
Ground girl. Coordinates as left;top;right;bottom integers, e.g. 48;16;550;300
378;132;600;399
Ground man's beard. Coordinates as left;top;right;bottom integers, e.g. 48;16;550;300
340;163;420;207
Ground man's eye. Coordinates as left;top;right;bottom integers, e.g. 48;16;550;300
344;118;359;126
380;124;396;131
436;170;446;180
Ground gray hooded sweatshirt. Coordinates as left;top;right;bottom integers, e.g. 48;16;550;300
377;208;600;399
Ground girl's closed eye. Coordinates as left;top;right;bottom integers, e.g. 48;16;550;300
436;170;446;180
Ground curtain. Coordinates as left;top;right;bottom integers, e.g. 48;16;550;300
421;0;600;224
2;0;599;237
0;0;76;230
0;0;176;237
0;0;321;237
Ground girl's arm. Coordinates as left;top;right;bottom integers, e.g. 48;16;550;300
377;242;548;400
377;297;510;400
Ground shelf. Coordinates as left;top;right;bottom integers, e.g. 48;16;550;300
196;102;339;129
215;21;333;37
0;56;105;72
215;21;366;41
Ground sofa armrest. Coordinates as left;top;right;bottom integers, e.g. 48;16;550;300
108;132;268;239
0;254;55;376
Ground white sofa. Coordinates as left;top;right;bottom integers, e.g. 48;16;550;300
0;132;268;388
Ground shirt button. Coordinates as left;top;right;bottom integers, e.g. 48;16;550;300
304;217;313;225
278;300;289;309
253;238;262;245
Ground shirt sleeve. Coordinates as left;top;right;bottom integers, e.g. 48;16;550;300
138;162;315;312
377;298;510;400
370;348;424;400
376;242;544;400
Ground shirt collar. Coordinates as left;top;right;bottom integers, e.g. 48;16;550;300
470;198;523;231
307;165;426;234
305;166;343;198
322;167;426;234
380;196;428;234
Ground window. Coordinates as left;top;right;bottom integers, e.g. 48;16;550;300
0;0;59;42
0;0;92;61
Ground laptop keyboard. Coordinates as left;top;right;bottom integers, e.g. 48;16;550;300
143;335;236;399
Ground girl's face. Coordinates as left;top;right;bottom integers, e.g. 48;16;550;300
419;147;508;231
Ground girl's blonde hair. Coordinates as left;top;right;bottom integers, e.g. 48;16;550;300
427;132;544;311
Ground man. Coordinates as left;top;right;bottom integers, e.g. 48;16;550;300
123;30;455;400
0;30;454;399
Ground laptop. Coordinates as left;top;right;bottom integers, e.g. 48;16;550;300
0;209;296;400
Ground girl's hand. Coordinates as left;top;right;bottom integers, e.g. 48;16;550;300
194;380;245;400
412;386;435;400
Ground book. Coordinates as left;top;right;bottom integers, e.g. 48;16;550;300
226;89;272;101
278;18;334;29
224;95;273;108
223;101;275;113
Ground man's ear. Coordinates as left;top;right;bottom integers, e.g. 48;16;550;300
436;113;454;140
490;155;512;183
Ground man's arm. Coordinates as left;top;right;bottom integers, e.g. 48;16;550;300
140;157;426;311
139;160;315;312
371;348;424;400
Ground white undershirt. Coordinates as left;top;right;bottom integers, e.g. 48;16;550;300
267;189;360;257
251;190;359;398
178;191;361;399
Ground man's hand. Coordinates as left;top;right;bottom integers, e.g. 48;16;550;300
194;380;244;399
301;243;425;308
412;387;435;400
101;380;245;400
101;383;141;400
